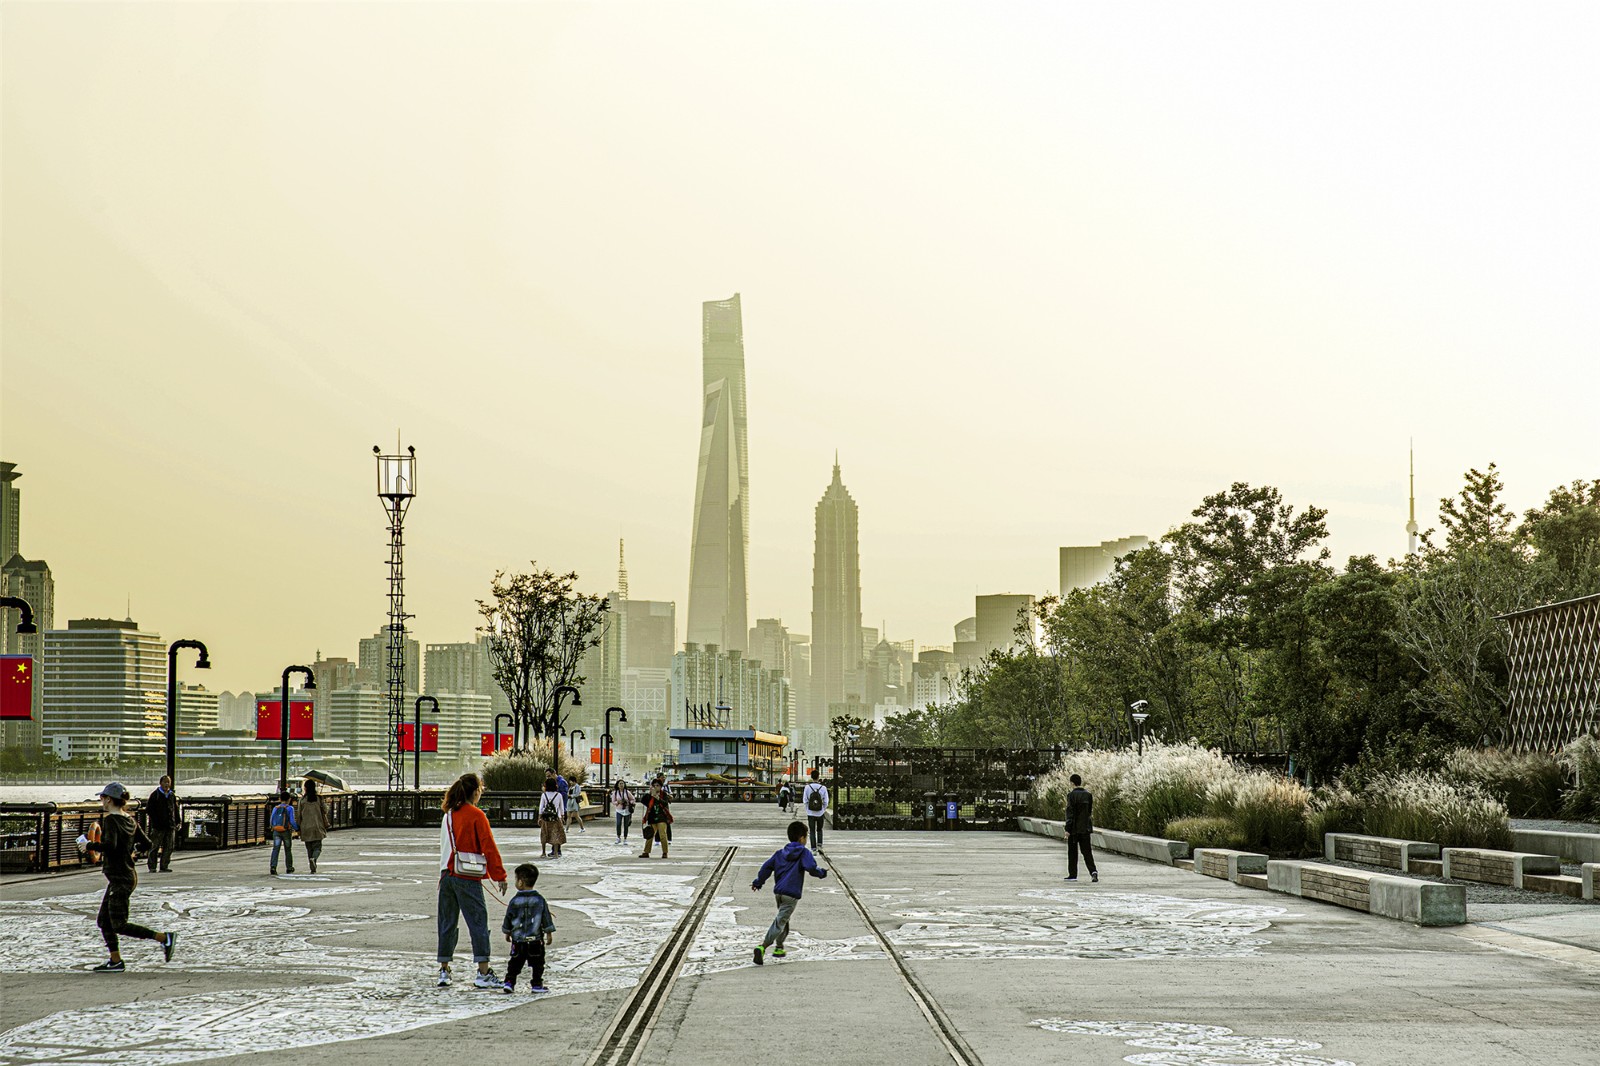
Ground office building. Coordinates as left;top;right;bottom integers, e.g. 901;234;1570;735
670;643;789;736
41;618;166;760
686;295;750;655
976;594;1036;656
810;458;863;726
177;683;220;734
0;462;19;567
358;628;420;692
1059;536;1150;595
1;555;53;753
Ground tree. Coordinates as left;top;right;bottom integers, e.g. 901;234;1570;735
477;566;609;748
1521;478;1600;598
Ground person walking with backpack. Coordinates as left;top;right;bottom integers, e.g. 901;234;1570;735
638;780;672;859
539;771;567;859
297;779;330;874
438;772;507;989
268;791;298;875
144;775;180;873
801;769;829;849
1063;773;1098;883
79;783;176;972
611;781;635;845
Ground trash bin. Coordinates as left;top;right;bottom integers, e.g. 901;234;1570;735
944;795;960;830
923;791;938;831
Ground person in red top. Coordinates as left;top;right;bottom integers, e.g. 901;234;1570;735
437;772;507;989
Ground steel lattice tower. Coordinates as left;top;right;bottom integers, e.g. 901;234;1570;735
374;443;417;790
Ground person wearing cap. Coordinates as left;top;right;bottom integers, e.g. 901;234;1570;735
79;783;176;973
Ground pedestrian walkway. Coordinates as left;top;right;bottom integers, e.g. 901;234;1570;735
2;806;1597;1066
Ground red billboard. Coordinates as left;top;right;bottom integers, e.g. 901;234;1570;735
256;700;314;740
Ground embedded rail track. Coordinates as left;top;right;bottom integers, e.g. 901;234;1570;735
584;845;738;1066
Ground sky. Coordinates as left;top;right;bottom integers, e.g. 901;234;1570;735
3;2;1597;695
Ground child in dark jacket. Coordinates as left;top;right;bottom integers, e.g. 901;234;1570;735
79;782;176;972
749;820;828;965
501;863;556;993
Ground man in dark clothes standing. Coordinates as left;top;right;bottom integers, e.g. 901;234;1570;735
145;775;180;873
1063;773;1099;883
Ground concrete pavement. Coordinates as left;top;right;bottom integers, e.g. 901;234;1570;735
2;806;1597;1066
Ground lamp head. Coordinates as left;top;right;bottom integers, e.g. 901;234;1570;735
1129;699;1150;713
196;654;212;670
16;621;37;635
570;692;582;707
304;676;317;691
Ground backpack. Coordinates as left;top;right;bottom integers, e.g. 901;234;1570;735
269;804;290;830
806;785;825;813
540;795;560;821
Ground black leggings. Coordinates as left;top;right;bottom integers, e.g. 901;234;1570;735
98;879;161;953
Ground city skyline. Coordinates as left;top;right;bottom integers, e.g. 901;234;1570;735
4;4;1597;694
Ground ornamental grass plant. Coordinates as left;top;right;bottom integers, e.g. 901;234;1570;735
1443;747;1566;818
480;742;588;794
1559;735;1600;823
1362;771;1511;849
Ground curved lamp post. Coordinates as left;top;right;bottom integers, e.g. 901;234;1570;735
165;639;210;785
0;596;37;634
569;727;585;760
1128;700;1151;757
493;711;514;755
602;706;627;808
413;695;438;791
793;748;806;787
544;684;581;740
279;665;316;792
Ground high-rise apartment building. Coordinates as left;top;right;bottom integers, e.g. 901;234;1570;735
686;295;750;655
1;555;53;753
975;594;1036;657
670;643;788;736
749;618;798;735
42;618;166;760
358;628;419;692
1059;536;1150;595
810;459;863;728
424;643;495;700
176;683;220;734
0;462;20;567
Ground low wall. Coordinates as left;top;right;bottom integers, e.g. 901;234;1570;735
1268;860;1466;926
1441;848;1561;888
1324;833;1440;873
1510;829;1600;865
1015;817;1189;864
1583;864;1598;901
1194;848;1268;882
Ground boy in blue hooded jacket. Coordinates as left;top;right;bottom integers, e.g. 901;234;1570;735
750;820;828;965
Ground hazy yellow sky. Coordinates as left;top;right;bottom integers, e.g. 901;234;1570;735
3;2;1597;694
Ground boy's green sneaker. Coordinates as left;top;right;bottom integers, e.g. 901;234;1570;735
771;948;787;958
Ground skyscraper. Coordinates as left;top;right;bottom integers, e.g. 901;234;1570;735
2;463;54;754
42;618;167;760
687;295;749;654
1059;536;1150;595
810;457;862;728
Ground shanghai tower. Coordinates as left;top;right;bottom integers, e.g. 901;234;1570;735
687;294;749;654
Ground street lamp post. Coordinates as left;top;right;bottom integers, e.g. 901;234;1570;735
792;749;805;788
602;706;627;811
279;666;316;792
164;639;211;785
569;728;585;760
0;596;37;634
542;685;581;742
493;712;513;755
413;695;438;792
1129;700;1151;757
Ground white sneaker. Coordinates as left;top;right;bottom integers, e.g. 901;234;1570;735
473;971;501;989
437;968;450;987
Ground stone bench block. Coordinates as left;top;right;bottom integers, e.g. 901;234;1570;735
1407;858;1444;877
1441;848;1561;888
1522;873;1585;899
1090;828;1190;865
1324;833;1440;872
1267;860;1465;926
1015;816;1065;840
1583;864;1598;901
1236;872;1269;890
1510;829;1600;865
1194;847;1269;883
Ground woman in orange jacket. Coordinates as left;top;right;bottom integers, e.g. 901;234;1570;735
437;772;507;989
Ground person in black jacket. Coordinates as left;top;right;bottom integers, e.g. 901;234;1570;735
80;782;176;972
1063;774;1099;883
145;775;180;873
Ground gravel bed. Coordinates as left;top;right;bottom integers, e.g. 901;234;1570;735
1315;856;1589;907
1511;817;1600;835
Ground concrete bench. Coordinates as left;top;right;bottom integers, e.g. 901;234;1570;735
1091;828;1190;866
1510;829;1600;865
1193;848;1268;883
1440;848;1561;888
1583;864;1598;901
1324;833;1440;873
1522;873;1586;898
1268;860;1466;926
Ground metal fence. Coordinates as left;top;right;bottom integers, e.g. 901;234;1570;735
832;745;1062;831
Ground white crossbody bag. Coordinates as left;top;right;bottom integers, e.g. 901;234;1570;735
443;811;488;877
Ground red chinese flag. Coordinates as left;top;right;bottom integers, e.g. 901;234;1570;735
290;701;314;741
481;732;495;757
589;747;613;765
0;656;33;720
398;722;415;752
421;723;439;753
256;701;280;740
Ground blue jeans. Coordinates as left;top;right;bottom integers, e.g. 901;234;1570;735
615;811;633;839
270;830;294;872
437;874;491;965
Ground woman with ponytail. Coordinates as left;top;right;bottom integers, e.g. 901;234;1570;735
436;773;506;989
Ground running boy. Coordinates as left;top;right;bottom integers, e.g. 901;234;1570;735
749;820;828;965
501;862;556;993
80;782;176;972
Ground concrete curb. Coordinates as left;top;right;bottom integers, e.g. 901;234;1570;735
1510;829;1600;865
1583;863;1598;900
1015;817;1189;864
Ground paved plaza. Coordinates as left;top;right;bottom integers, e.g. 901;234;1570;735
2;806;1597;1066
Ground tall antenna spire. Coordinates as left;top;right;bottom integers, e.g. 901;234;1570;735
1406;439;1419;557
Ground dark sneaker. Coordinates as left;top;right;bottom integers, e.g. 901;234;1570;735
772;948;787;958
163;933;177;962
753;946;764;966
530;985;549;993
93;960;125;973
500;982;514;994
1091;872;1099;883
1063;876;1078;882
